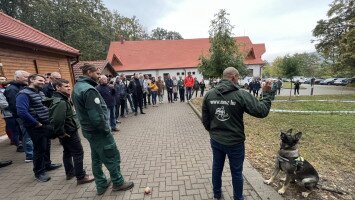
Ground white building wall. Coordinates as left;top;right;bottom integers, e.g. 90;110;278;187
246;65;262;77
118;68;205;81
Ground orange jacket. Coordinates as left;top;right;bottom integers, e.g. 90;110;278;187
184;76;194;88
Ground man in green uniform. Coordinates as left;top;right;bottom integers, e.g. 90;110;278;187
202;67;275;200
72;64;134;195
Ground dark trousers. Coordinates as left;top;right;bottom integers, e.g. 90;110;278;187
4;117;20;146
193;89;199;98
27;126;52;176
173;92;178;101
116;98;126;118
167;90;173;102
147;92;151;105
253;90;259;97
179;88;185;102
277;88;281;95
143;93;147;107
294;87;300;95
59;132;85;180
186;87;192;100
211;139;244;200
132;95;143;113
151;91;157;105
200;88;205;97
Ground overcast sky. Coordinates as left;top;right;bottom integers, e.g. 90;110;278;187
102;0;332;62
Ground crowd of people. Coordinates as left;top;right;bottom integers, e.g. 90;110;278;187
0;65;208;195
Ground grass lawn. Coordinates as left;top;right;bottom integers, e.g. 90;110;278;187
191;94;355;200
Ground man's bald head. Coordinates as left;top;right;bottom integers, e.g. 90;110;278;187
223;67;239;84
50;72;61;82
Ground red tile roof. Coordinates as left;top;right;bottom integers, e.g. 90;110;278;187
107;37;265;72
73;60;115;80
0;12;80;56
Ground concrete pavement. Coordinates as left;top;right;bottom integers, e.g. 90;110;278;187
0;100;282;200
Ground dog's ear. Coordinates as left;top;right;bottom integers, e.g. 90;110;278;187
280;132;287;139
286;129;293;133
295;132;302;140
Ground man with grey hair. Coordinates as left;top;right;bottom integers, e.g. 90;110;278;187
202;67;275;200
42;72;62;98
4;70;33;161
96;75;118;132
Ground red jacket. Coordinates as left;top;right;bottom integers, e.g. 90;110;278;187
184;76;194;88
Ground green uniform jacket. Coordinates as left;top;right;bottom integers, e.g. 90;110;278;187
49;91;80;137
72;76;110;134
202;79;275;145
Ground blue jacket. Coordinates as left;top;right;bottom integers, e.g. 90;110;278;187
96;84;116;108
165;79;173;91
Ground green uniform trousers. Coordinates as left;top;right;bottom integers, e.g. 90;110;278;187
83;132;124;191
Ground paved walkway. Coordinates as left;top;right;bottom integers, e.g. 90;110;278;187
0;100;281;200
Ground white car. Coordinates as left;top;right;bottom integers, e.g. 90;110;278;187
292;76;306;83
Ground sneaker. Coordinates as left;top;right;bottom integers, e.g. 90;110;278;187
46;163;62;171
112;181;134;191
25;158;33;163
35;173;51;182
77;174;95;185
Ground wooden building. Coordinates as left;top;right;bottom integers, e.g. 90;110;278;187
73;60;117;81
0;12;80;135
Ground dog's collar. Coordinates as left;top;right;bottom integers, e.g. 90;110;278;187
278;149;299;157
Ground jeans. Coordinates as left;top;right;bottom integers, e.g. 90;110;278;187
211;139;245;200
59;131;86;180
17;118;33;159
186;87;192;100
5;117;20;146
107;106;116;129
147;92;151;105
126;94;134;114
151;91;157;105
27;125;52;176
179;88;185;102
294;88;299;95
116;98;126;117
143;93;147;107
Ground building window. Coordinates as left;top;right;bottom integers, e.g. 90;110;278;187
177;72;180;76
192;72;195;75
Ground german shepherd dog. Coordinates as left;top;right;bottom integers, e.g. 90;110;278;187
264;129;319;197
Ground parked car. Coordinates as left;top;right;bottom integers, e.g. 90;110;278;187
314;78;324;84
320;78;337;85
282;78;291;82
334;78;349;86
292;76;306;83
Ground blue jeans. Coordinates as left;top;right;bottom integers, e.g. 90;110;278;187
107;106;116;129
151;91;157;105
17;118;33;160
211;139;245;200
186;87;192;100
5;117;20;146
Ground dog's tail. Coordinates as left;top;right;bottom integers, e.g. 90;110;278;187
316;183;347;195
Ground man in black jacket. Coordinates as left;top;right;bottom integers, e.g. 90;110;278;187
115;74;128;119
16;74;62;182
165;75;174;103
49;78;95;184
128;73;145;116
96;75;118;132
42;72;61;98
4;70;32;160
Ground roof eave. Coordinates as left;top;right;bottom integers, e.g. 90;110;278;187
0;35;80;57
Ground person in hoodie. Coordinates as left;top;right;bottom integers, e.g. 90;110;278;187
202;67;275;200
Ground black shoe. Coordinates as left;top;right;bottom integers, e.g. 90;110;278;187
111;127;120;132
0;160;12;168
16;146;24;152
66;173;75;180
46;163;62;171
140;112;146;114
35;173;51;182
134;112;138;116
112;181;134;191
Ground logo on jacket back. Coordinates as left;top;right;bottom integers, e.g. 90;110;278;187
215;106;230;121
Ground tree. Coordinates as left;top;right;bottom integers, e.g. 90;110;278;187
150;27;183;40
312;0;355;76
198;9;246;78
113;13;149;41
